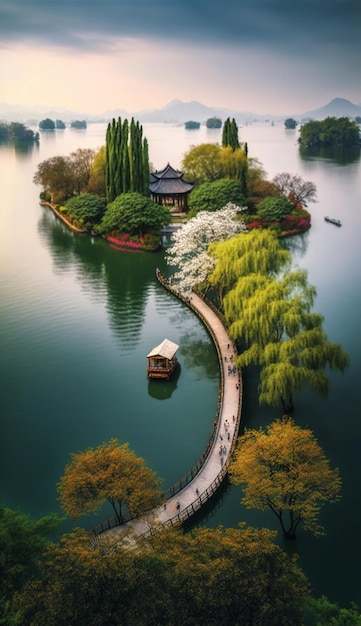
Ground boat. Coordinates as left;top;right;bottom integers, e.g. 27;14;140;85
324;216;342;227
147;338;179;380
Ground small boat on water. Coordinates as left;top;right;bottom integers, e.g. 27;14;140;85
147;338;179;380
324;216;342;227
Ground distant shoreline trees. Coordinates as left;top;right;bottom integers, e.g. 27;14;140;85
0;121;39;143
299;116;360;147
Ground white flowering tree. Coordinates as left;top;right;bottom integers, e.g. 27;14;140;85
165;203;248;293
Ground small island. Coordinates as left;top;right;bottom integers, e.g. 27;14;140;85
34;116;317;249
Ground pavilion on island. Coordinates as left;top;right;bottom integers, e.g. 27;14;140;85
149;163;194;212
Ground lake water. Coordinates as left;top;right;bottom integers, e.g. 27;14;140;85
0;121;360;606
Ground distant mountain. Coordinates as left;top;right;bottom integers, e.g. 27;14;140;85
1;97;360;126
132;99;274;124
0;102;98;124
297;98;361;121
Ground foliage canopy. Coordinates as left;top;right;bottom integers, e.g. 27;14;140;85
188;179;246;215
299;116;360;147
57;438;162;523
99;192;170;237
229;418;342;538
166;203;248;292
15;524;309;625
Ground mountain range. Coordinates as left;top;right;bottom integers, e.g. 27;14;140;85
0;97;360;125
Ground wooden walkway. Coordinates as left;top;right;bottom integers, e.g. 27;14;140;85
94;271;242;539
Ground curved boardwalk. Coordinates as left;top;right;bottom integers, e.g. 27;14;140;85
94;271;242;539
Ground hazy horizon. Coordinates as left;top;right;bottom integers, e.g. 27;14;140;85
1;0;360;117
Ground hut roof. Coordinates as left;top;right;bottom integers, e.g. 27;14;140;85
147;338;179;359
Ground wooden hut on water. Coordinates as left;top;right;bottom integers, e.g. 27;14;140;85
147;338;179;379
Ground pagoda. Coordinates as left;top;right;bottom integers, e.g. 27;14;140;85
149;163;194;212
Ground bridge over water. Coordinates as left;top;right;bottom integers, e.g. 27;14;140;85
92;270;242;538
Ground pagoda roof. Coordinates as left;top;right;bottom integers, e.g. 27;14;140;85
149;163;194;195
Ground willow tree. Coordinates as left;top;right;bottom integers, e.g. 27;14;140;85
229;418;342;539
223;268;349;412
208;229;291;306
58;439;162;523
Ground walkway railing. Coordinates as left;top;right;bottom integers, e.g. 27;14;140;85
91;269;242;536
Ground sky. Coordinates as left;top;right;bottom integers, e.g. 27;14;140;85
0;0;360;116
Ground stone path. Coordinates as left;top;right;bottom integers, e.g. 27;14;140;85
100;284;242;540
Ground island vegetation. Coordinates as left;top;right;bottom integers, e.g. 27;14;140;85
184;120;200;129
33;115;317;246
299;116;360;147
284;118;297;129
70;119;87;129
206;116;222;128
0;121;39;143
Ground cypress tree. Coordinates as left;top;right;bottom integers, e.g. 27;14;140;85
105;116;150;200
142;137;150;196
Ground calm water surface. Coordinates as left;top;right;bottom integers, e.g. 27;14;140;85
0;122;360;605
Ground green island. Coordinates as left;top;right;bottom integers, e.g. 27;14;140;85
34;116;318;246
2;116;359;625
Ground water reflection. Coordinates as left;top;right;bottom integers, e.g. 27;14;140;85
299;144;361;165
282;230;310;258
37;208;156;350
0;139;39;158
147;365;181;400
179;334;219;380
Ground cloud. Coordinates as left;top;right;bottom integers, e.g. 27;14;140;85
1;0;360;59
0;0;360;115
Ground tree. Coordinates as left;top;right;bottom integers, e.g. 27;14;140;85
224;268;349;411
208;229;291;305
99;192;171;237
55;119;65;129
184;120;200;129
87;146;106;196
57;438;162;523
256;195;294;220
220;146;248;193
0;122;39;143
15;524;309;625
188;179;246;215
222;117;240;150
305;595;361;625
39;118;55;130
229;417;342;539
181;143;223;183
70;148;96;194
284;118;297;129
70;120;87;129
33;155;75;202
105;117;149;202
206;117;222;129
273;172;317;207
299;116;360;147
165;204;248;293
33;150;96;203
64;193;105;229
0;505;61;624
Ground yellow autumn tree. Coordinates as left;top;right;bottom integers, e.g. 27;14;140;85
58;438;162;524
229;418;342;538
